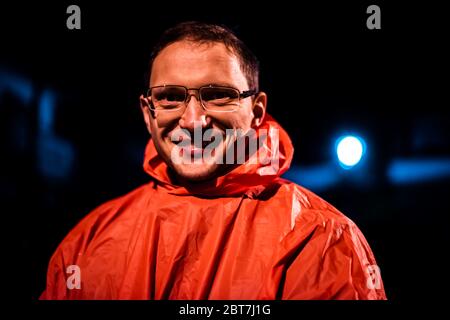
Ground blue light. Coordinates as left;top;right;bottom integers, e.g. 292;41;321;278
0;69;34;105
387;158;450;184
336;135;366;169
283;163;340;192
38;90;55;134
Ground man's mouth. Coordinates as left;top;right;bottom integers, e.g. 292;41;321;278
173;138;215;157
168;127;229;163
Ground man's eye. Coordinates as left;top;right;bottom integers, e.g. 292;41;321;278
203;89;237;101
209;92;229;100
165;93;184;101
156;91;184;102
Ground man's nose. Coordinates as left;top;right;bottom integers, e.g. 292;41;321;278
179;94;210;131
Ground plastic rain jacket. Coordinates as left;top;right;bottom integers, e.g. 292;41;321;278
40;114;386;300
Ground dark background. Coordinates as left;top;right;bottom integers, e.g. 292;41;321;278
1;1;449;303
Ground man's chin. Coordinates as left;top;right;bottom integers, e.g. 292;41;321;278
171;162;221;182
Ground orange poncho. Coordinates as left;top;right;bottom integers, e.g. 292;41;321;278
40;115;386;299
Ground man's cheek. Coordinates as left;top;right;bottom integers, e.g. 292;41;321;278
153;112;180;129
152;122;179;145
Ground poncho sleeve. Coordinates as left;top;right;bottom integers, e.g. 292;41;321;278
281;218;386;300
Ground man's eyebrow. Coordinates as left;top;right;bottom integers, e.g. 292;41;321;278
151;82;241;89
204;82;237;88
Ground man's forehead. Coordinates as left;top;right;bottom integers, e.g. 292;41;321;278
156;40;234;63
150;41;246;88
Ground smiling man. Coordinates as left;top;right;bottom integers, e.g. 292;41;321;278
142;38;266;182
40;22;386;300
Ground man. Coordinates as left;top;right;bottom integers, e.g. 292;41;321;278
40;21;386;299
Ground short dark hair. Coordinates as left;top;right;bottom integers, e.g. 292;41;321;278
147;21;260;92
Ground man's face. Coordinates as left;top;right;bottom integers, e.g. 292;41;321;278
140;40;266;182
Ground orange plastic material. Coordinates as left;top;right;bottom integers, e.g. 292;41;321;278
40;114;386;300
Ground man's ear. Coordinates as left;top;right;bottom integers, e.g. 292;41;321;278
251;91;267;127
140;95;153;134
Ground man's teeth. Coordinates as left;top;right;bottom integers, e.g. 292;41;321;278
174;141;211;148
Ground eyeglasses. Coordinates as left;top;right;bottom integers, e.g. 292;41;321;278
145;85;257;112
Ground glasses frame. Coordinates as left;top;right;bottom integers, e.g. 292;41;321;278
145;84;257;113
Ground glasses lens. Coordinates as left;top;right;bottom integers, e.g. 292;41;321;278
201;87;239;111
151;86;186;110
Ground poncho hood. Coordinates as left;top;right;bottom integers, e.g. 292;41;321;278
143;114;293;197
